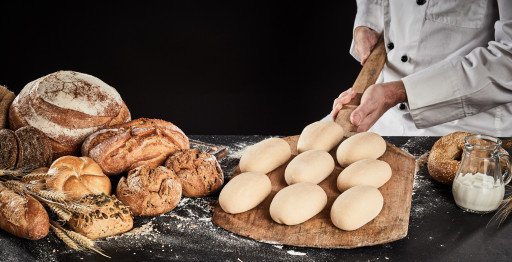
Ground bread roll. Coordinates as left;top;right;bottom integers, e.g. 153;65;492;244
330;185;383;231
337;159;392;191
0;183;49;240
165;149;223;197
219;172;271;214
9;71;131;157
45;156;111;200
240;138;291;174
297;120;345;153
68;193;133;239
336;132;386;166
117;165;182;217
284;150;335;185
0;129;17;169
82;118;189;175
269;182;327;225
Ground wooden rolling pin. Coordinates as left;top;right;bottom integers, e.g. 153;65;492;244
335;36;387;133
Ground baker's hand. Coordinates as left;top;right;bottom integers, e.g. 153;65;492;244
354;26;379;65
330;88;357;120
350;81;407;132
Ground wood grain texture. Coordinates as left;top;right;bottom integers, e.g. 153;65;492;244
335;36;387;132
213;135;415;249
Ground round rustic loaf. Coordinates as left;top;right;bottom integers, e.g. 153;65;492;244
330;185;383;231
82;118;190;175
45;156;111;200
117;165;182;217
239;137;292;174
336;132;386;167
297;120;345;153
269;182;327;225
9;71;131;157
427;131;473;184
219;172;271;214
284;150;335;185
337;159;392;191
164;149;223;197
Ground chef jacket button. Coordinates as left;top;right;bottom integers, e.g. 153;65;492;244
416;0;426;5
387;42;394;50
401;55;408;62
399;103;406;110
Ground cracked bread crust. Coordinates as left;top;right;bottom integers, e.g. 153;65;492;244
116;165;182;217
165;149;224;197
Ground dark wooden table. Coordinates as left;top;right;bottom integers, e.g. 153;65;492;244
0;136;511;262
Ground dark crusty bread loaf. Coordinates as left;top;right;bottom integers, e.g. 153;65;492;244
117;165;182;217
0;85;15;129
82;118;190;175
0;183;49;240
0;129;18;169
15;126;53;170
165;149;224;197
68;193;133;239
9;71;131;158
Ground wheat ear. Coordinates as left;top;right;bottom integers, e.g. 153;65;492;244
1;180;26;194
35;190;68;202
50;223;82;251
21;172;53;182
47;203;72;222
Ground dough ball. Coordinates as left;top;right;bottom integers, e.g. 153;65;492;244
240;138;291;174
165;149;224;197
336;132;386;166
337;159;392;191
269;182;327;225
297;120;345;153
330;185;383;231
219;172;271;214
284;150;335;185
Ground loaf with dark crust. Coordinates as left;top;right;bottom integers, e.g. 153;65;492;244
0;129;18;169
165;149;224;197
0;183;50;240
0;85;15;129
9;71;131;158
82;118;190;175
15;126;53;170
117;165;182;217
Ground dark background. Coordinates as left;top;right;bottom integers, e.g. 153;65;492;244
0;1;359;135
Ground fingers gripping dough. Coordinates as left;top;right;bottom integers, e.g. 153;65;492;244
336;132;386;167
330;185;383;231
297;121;345;153
240;138;292;174
219;172;271;214
285;150;335;185
269;182;327;225
337;159;392;191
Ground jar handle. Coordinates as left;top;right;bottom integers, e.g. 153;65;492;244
499;152;512;185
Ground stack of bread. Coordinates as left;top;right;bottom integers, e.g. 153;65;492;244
0;71;225;253
219;120;392;231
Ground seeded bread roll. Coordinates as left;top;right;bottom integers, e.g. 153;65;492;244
14;126;53;170
0;183;50;240
82;118;190;175
0;129;18;169
68;193;133;240
117;165;182;217
165;149;223;197
9;71;131;157
427;132;473;184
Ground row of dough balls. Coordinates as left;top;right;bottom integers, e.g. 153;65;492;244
219;121;391;230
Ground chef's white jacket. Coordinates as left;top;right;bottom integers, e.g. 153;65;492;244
350;0;512;136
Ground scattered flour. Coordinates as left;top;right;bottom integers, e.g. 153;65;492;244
287;250;307;256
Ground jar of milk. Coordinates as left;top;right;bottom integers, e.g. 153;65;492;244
452;134;512;213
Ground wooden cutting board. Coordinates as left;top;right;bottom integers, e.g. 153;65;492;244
212;135;415;248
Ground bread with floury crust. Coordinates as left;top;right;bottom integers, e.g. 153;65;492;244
9;70;131;158
82;118;190;175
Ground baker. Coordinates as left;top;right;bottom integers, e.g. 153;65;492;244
330;0;512;136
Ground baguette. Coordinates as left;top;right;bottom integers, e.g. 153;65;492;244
0;183;49;240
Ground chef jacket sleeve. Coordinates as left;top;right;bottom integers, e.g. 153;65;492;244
402;0;512;129
349;0;384;62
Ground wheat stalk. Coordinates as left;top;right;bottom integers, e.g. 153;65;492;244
35;190;67;202
0;169;28;178
47;203;72;222
50;223;82;251
1;180;27;194
21;172;53;182
50;221;110;258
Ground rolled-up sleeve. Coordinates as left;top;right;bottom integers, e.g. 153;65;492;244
350;0;384;61
402;0;512;129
